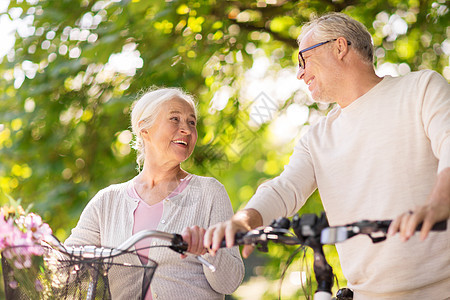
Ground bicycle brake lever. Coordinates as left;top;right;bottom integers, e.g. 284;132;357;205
242;229;270;252
195;256;216;272
368;235;387;243
256;243;269;252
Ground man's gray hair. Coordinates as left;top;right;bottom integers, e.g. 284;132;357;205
297;12;374;64
130;87;197;170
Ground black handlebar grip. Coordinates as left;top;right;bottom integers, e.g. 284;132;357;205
417;220;447;231
386;219;449;232
380;219;447;232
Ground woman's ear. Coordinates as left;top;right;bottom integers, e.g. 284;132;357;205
138;120;146;128
140;130;151;146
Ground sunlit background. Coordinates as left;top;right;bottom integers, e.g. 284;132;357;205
3;1;448;142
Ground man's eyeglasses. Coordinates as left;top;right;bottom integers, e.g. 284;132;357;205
298;39;351;69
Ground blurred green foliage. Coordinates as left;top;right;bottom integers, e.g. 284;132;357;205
0;0;448;298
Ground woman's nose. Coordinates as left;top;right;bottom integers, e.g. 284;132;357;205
179;122;191;134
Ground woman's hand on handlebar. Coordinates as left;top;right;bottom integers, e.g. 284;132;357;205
180;225;207;258
204;209;263;258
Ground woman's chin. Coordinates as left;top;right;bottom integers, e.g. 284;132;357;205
176;153;192;163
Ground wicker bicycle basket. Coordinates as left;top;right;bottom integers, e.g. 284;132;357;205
2;244;158;300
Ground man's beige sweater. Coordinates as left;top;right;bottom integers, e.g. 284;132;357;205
247;70;450;299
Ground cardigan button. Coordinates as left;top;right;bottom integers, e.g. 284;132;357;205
161;219;166;224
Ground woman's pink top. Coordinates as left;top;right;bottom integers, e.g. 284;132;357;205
128;175;193;300
128;175;193;264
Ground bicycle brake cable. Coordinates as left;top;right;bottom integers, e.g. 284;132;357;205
277;245;305;300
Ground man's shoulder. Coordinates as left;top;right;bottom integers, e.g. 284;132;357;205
375;70;447;99
389;69;442;84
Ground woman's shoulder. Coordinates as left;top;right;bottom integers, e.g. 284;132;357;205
184;175;230;204
88;180;132;205
187;175;228;197
97;181;130;195
189;174;224;188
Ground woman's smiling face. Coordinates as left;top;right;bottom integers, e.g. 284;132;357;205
142;97;198;165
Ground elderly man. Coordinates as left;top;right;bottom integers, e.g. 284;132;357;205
205;12;450;299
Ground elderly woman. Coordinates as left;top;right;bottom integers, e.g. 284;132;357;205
65;87;244;299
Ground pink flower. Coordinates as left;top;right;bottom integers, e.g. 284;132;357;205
17;213;52;242
9;280;18;289
2;248;13;259
14;258;25;269
35;279;43;292
1;211;52;272
1;204;54;296
0;215;16;250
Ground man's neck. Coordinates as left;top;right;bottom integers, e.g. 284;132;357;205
337;71;382;108
332;55;383;108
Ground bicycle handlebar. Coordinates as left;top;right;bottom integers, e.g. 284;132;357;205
44;230;188;258
43;230;218;272
321;219;447;244
220;213;447;299
220;228;301;250
224;216;447;248
117;230;186;252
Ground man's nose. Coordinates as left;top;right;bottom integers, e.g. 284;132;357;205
297;67;305;80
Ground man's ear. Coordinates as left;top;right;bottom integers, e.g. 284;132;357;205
336;37;350;60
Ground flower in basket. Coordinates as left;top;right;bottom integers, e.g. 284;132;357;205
0;196;53;298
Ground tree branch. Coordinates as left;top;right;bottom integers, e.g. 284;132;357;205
232;20;299;48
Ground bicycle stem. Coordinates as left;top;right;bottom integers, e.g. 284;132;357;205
291;213;334;296
312;247;333;293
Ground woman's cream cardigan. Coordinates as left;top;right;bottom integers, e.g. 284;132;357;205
65;175;244;300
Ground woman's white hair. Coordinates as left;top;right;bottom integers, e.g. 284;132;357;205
130;87;197;170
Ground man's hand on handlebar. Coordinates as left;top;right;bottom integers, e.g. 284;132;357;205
389;168;450;241
204;208;263;258
203;219;255;258
388;203;449;242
